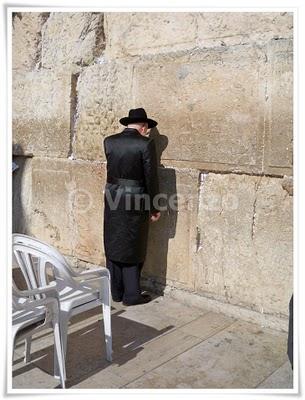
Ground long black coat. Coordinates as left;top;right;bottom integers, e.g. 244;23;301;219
103;128;160;263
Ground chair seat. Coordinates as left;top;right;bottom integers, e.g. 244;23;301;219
58;285;100;308
13;307;45;328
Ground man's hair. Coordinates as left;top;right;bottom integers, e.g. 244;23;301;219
127;122;147;129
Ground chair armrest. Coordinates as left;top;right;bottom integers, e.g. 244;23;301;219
16;295;59;312
13;282;60;315
74;266;109;279
62;262;107;278
13;281;58;298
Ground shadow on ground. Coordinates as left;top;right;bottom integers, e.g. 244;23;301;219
13;304;174;388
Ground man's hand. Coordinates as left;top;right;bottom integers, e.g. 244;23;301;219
150;211;161;222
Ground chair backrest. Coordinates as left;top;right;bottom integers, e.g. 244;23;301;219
12;285;24;311
12;285;35;312
13;243;76;298
12;234;77;277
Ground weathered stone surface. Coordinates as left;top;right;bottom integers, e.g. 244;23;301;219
196;12;293;48
133;45;266;172
12;12;49;71
12;299;291;389
41;12;105;69
12;70;71;157
104;12;197;58
74;61;133;160
31;157;106;264
264;39;293;175
107;329;202;385
126;320;288;388
105;12;292;59
258;361;293;388
179;311;235;339
194;173;256;302
161;284;289;331
119;295;205;331
282;175;293;196
194;173;293;316
252;175;293;315
143;167;198;289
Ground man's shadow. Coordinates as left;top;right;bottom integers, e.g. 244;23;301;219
141;128;177;296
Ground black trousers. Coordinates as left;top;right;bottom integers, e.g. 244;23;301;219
106;258;144;304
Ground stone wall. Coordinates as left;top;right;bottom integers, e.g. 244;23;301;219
12;12;293;330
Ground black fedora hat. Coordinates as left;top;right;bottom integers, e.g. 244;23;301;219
119;108;158;128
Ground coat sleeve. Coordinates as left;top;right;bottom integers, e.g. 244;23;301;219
142;139;160;213
103;137;108;158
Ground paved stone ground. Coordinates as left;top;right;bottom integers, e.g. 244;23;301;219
12;293;293;390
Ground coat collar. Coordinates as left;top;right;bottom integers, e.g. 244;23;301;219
121;127;141;136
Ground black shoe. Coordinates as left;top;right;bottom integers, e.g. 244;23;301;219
112;297;122;302
123;294;152;306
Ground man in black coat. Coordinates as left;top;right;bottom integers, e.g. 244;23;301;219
103;108;161;306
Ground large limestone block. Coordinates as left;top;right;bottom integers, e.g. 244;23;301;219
12;12;49;71
252;176;293;315
144;167;198;289
74;62;133;160
41;12;105;69
104;12;197;58
196;12;293;47
31;157;106;264
194;173;293;316
133;45;266;173
264;39;293;175
12;70;71;157
105;12;292;58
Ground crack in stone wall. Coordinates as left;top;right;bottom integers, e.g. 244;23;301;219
196;226;202;253
92;12;106;58
73;13;106;67
195;172;206;253
251;177;263;240
262;51;269;173
34;12;50;70
66;179;79;257
68;73;80;160
197;168;285;179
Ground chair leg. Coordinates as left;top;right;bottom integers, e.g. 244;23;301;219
54;311;69;381
24;337;32;363
53;320;66;389
12;331;17;363
101;277;112;362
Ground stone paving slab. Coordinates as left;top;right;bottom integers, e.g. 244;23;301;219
257;361;293;388
113;295;206;330
12;295;292;390
179;312;235;339
72;329;202;388
125;320;290;389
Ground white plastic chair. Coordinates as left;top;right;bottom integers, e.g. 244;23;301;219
12;282;66;388
12;233;110;284
12;238;112;380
